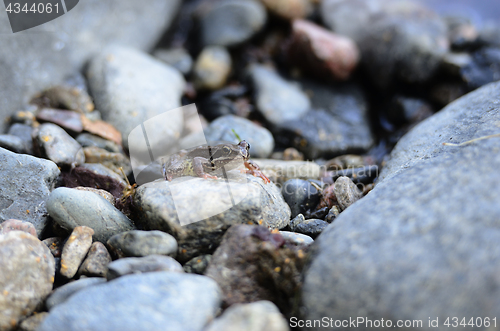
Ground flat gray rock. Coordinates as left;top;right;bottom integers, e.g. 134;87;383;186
0;0;181;133
134;173;290;262
0;231;55;330
301;81;500;329
0;148;60;236
87;45;185;149
107;230;178;258
46;277;106;311
47;187;135;243
39;272;221;331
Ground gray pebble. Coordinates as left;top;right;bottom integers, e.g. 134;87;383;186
290;218;328;238
46;187;135;243
107;230;178;258
33;123;84;167
76;133;123;153
204;300;289;331
333;176;362;211
248;64;310;126
60;226;94;278
8;123;33;154
0;134;28;154
153;48;193;75
183;254;212;274
197;0;267;47
87;45;185;149
39;272;221;331
77;242;112;277
0;148;60;236
204;115;275;158
46;278;106;311
106;255;184;280
83;146;131;176
0;231;55;330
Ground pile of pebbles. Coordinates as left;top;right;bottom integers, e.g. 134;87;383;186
1;0;500;330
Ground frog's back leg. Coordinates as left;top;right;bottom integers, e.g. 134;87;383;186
193;157;218;180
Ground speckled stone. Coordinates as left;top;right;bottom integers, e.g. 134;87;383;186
193;46;232;90
33;123;84;167
77;242;112;277
0;148;60;236
0;231;55;330
60;226;94;278
0;219;37;237
333;176;362;211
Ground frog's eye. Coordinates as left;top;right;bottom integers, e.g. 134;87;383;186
247;143;250;151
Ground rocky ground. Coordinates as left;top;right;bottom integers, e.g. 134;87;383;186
0;0;500;330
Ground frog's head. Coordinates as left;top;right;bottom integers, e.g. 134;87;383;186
237;140;250;160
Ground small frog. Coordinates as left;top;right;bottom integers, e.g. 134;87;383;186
163;140;270;183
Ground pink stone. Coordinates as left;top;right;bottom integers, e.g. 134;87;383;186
287;19;360;80
0;219;37;237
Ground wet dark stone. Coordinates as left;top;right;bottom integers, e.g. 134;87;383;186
77;242;112;277
204;224;308;314
183;254;212;274
289;218;328;239
276;81;373;159
281;180;320;219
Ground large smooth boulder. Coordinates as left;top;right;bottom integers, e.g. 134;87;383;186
301;81;500;330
